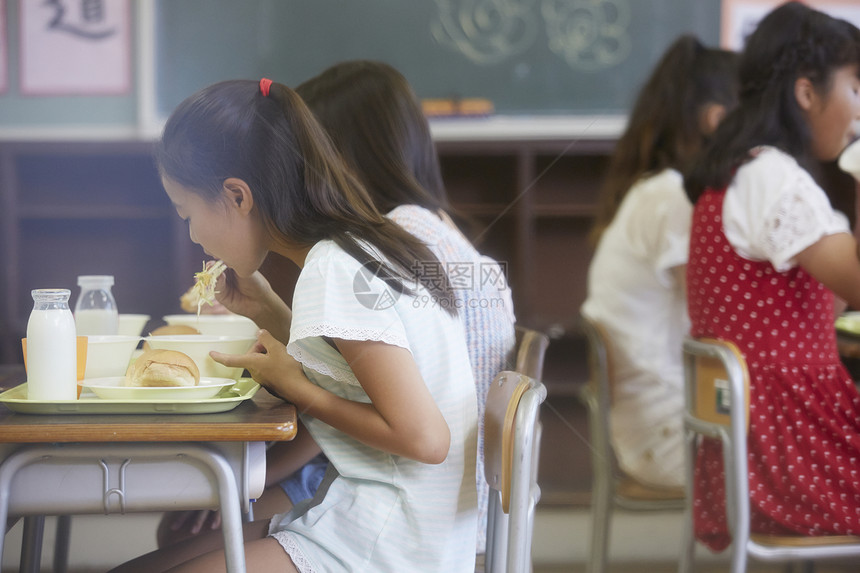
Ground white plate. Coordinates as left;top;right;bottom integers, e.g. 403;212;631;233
80;377;236;401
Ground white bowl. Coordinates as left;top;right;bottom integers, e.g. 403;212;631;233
118;314;151;336
162;314;259;338
840;138;860;180
84;335;143;379
142;334;256;380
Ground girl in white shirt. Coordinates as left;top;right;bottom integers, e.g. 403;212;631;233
112;78;478;573
296;60;517;555
583;34;738;488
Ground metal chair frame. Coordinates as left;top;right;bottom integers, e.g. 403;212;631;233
483;370;547;573
579;311;685;573
679;337;860;573
513;326;549;381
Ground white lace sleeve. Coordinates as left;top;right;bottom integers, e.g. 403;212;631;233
286;241;411;385
758;177;848;271
723;147;849;272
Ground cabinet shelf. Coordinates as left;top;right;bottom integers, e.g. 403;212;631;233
455;203;516;218
436;140;607;399
0;142;204;364
532;204;597;218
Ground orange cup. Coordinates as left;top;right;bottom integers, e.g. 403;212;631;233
21;336;88;398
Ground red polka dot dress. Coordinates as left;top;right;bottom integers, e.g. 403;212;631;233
687;187;860;552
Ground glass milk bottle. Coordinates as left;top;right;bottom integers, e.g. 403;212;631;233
26;289;78;400
74;275;118;335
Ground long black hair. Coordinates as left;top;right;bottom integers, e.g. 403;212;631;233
296;60;449;216
685;1;860;202
590;35;739;244
155;79;457;315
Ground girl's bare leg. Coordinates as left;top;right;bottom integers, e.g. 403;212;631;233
250;484;295;520
156;487;295;549
108;519;270;573
167;536;297;573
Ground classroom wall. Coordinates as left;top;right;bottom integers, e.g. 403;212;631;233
0;0;730;139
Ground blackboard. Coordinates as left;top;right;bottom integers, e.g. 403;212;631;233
156;0;721;118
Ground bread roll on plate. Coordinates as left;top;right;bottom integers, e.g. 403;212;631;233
125;349;200;387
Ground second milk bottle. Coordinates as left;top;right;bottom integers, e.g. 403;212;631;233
74;275;119;335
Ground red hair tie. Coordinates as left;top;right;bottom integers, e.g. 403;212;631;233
259;78;273;97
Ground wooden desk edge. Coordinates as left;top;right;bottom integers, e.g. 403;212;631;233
0;419;297;443
0;396;297;443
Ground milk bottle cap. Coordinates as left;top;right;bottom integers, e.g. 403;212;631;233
77;275;114;288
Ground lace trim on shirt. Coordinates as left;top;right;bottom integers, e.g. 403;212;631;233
270;530;316;573
288;324;409;385
760;174;834;269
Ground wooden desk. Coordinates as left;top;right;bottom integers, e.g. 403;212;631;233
0;366;296;573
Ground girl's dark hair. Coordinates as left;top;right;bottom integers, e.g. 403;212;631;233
590;35;739;243
155;79;457;315
295;60;449;215
685;1;860;202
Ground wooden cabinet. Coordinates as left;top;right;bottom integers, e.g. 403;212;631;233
0;136;616;397
0;135;611;507
0;141;204;364
437;138;614;395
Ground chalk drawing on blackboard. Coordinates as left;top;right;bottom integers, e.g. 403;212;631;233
541;0;631;71
431;0;539;65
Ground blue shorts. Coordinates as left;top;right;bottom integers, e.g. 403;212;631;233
278;453;329;504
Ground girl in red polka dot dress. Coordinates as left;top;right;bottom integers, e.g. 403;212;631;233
684;1;860;552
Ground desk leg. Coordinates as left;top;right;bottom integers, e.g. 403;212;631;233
0;447;46;573
19;516;43;573
54;515;71;573
179;445;246;573
0;444;249;573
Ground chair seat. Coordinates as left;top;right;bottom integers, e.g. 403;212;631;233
615;476;685;502
750;533;860;548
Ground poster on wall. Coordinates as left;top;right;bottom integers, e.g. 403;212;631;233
722;0;860;50
20;0;131;95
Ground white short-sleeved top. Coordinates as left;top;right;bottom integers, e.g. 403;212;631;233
583;168;691;392
582;168;691;487
269;240;479;573
388;204;516;553
721;146;849;268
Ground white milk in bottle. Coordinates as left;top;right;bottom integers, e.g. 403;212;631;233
75;275;119;335
26;289;78;400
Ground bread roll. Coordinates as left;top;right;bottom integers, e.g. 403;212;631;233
125;349;200;387
142;325;200;352
150;324;200;336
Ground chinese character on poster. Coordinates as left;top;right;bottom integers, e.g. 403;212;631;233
20;0;130;95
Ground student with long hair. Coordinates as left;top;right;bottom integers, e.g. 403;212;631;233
582;35;739;488
112;78;479;572
293;60;516;554
157;62;517;558
685;1;860;549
